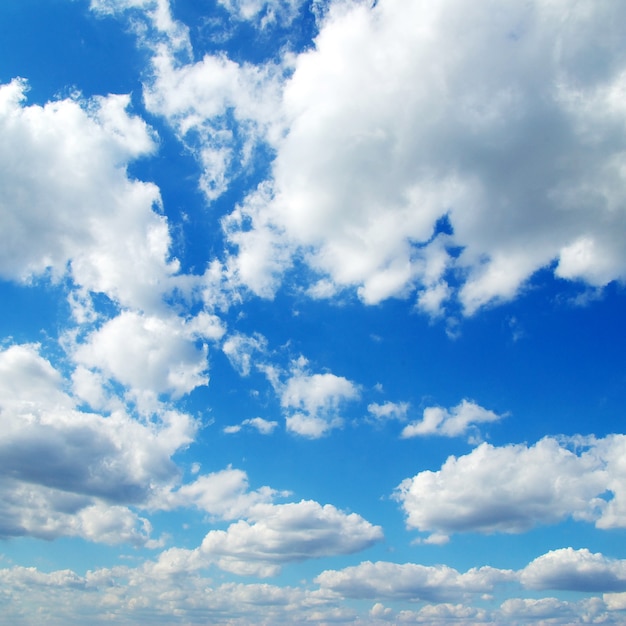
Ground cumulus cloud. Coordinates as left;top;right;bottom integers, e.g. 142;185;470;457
72;310;224;411
153;499;382;577
521;548;626;592
316;560;514;603
499;597;576;621
219;0;626;314
401;399;504;439
279;358;360;437
394;435;626;542
165;467;278;519
198;500;383;576
0;79;180;312
0;343;196;545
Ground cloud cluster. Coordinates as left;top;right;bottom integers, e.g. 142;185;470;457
318;548;626;602
87;0;626;318
219;0;626;314
0;343;196;545
3;547;626;624
394;435;626;542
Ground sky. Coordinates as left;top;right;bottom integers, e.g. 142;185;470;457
1;0;626;624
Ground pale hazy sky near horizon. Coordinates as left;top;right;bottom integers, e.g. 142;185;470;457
1;0;626;624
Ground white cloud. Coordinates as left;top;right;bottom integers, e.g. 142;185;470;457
90;0;191;55
397;603;490;624
316;560;514;602
521;548;626;592
0;343;196;545
280;361;360;437
220;0;626;314
224;417;278;435
604;592;626;611
367;401;409;422
166;467;277;519
394;435;626;541
0;564;340;625
401;399;504;439
3;549;626;624
216;0;307;26
0;79;182;312
143;45;286;203
72;310;223;411
187;500;382;577
222;332;268;376
499;597;576;621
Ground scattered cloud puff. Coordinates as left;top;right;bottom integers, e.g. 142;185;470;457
367;401;409;422
280;357;360;437
216;0;307;27
224;337;362;438
401;399;504;440
224;417;278;435
222;332;268;376
394;435;626;542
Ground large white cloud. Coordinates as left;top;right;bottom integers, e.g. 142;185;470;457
0;343;196;545
394;435;626;542
221;0;626;313
0;79;181;311
197;500;383;576
154;499;383;578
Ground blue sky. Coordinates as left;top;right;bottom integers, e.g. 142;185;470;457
1;0;626;623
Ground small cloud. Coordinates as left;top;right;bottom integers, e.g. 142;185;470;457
401;399;504;440
367;401;409;422
224;417;278;435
